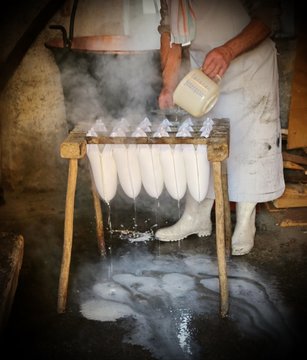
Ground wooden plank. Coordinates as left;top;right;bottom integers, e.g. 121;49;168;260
273;183;307;208
284;169;307;183
280;218;307;227
265;201;286;213
264;203;307;227
287;15;307;149
57;159;78;313
283;160;305;171
279;207;307;227
282;152;307;166
0;232;24;333
212;161;229;318
60;128;87;159
91;183;106;257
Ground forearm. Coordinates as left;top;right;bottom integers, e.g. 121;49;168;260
160;32;170;72
202;18;272;78
223;18;271;61
158;34;182;109
161;40;182;92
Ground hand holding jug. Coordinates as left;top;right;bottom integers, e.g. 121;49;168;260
173;69;221;118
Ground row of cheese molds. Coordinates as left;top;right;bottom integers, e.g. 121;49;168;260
86;117;213;204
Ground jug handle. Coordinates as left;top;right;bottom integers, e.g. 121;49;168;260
213;74;222;84
199;67;221;84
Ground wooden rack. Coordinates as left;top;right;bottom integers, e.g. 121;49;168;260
58;118;231;317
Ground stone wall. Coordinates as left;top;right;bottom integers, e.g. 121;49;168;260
0;12;69;191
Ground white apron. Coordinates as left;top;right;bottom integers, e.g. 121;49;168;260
189;0;285;203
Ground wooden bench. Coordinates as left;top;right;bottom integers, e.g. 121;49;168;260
0;232;24;333
58;118;231;317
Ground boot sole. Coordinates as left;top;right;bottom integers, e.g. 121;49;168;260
231;247;253;256
156;230;211;242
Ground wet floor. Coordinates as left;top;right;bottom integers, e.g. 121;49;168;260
0;185;306;360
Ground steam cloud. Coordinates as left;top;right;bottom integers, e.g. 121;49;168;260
53;49;162;130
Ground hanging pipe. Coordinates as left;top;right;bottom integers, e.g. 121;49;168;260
68;0;79;47
49;0;79;49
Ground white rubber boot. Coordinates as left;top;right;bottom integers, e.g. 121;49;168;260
155;193;214;242
231;202;257;256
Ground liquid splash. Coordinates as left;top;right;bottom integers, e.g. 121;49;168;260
79;250;295;360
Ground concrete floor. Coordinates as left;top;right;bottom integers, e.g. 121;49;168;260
0;179;306;360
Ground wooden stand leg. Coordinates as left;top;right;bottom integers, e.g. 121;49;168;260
212;161;229;318
57;158;78;313
91;182;106;257
222;162;232;257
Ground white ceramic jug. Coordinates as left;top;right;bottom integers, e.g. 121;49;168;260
173;69;220;118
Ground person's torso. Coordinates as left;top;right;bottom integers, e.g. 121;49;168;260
188;0;276;91
191;0;251;52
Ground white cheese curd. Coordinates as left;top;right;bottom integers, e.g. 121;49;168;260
113;143;142;200
86;126;118;204
101;144;118;201
183;144;210;202
138;144;164;199
110;124;141;200
132;125;163;199
159;144;187;200
127;143;142;198
87;144;118;204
